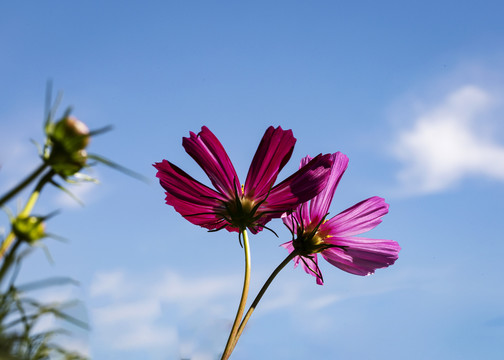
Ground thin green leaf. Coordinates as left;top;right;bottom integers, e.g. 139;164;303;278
88;153;148;182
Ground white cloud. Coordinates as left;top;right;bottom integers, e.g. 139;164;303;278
89;269;240;358
392;85;504;195
93;299;162;326
108;323;178;351
88;266;408;358
89;269;129;298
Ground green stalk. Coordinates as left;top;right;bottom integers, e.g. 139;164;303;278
19;169;55;218
0;237;22;284
231;251;298;351
0;163;48;207
220;229;251;360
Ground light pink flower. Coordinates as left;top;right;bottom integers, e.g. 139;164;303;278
282;152;400;284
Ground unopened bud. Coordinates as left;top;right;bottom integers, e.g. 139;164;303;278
13;216;46;245
47;116;90;176
51;116;90;152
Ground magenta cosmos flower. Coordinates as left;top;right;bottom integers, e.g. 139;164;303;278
282;152;400;284
154;126;332;234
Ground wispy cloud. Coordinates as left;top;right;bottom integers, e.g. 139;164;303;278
89;268;240;358
88;266;406;358
392;85;504;195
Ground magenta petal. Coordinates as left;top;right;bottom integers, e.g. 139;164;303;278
154;160;227;230
323;196;389;237
243;126;296;199
281;211;302;234
280;240;296;254
298;254;324;285
262;154;332;217
321;236;400;276
281;241;324;285
182;126;240;198
309;152;349;224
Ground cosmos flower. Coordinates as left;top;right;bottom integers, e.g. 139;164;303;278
282;152;400;284
154;126;332;234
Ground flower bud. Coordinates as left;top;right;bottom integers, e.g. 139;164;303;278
52;116;90;151
47;116;90;177
12;215;46;245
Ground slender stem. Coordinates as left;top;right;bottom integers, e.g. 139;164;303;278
221;229;251;360
0;232;16;259
0;236;22;285
231;251;298;351
20;169;55;217
0;163;48;207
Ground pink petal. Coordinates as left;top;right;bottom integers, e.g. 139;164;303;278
243;126;296;199
299;254;324;285
280;240;296;254
262;154;332;218
281;211;303;234
182;126;240;199
308;152;349;224
321;236;400;276
322;196;389;237
154;160;228;231
281;241;324;285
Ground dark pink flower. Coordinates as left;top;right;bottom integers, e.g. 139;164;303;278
154;126;332;234
282;152;400;284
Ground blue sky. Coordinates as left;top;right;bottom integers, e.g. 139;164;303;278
1;1;504;359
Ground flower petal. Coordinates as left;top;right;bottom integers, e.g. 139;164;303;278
154;160;228;230
322;196;389;237
321;236;400;276
281;241;324;285
243;126;296;199
182;126;240;199
281;211;303;234
262;154;332;218
308;152;349;224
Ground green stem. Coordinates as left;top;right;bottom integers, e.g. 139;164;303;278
20;169;55;218
231;250;298;351
0;231;16;259
0;236;22;285
0;163;48;207
221;229;251;360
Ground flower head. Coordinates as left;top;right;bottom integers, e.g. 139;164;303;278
282;152;400;284
154;126;332;234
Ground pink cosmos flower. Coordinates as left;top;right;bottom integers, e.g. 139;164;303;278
154;126;332;234
282;152;400;284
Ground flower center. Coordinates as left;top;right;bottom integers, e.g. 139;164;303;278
223;196;260;230
292;228;328;255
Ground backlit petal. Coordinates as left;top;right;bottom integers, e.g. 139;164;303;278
154;160;227;230
309;152;349;224
244;126;296;199
321;236;400;276
281;211;304;234
281;241;324;284
262;154;332;217
183;126;240;198
323;196;389;237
